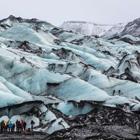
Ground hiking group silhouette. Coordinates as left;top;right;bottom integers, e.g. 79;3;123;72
0;119;35;133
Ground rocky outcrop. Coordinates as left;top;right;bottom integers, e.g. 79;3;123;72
121;18;140;37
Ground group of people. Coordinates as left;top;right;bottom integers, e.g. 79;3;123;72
0;120;35;133
112;90;123;96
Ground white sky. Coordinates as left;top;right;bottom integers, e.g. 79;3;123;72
0;0;140;26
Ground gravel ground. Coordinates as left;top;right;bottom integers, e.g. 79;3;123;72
1;104;140;140
0;132;47;140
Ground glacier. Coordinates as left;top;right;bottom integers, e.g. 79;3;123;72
0;16;140;138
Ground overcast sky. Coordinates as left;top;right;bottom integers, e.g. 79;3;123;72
0;0;140;26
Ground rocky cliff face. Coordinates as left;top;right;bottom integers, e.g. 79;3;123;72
121;18;140;37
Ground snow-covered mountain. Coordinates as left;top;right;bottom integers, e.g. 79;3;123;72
0;15;140;138
61;21;114;36
103;23;126;38
61;21;126;37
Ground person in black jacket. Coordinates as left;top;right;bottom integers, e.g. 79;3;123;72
31;120;35;131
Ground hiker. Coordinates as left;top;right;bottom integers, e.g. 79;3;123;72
21;120;26;131
31;120;35;131
0;120;5;132
118;90;121;96
11;123;15;132
23;121;27;131
7;121;14;132
3;120;8;132
112;90;115;96
16;120;21;132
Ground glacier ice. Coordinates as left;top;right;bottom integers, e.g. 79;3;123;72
0;16;140;135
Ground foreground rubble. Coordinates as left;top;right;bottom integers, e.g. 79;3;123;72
45;104;140;140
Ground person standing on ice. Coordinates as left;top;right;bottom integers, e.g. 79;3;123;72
31;120;35;131
118;90;121;96
112;90;115;96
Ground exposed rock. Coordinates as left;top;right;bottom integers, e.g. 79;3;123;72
121;18;140;37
